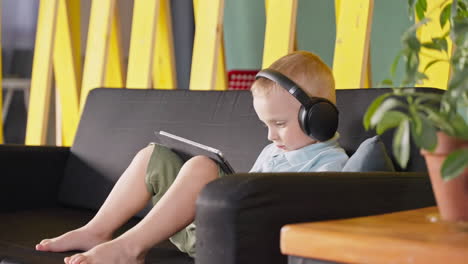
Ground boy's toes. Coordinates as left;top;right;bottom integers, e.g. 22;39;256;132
36;239;51;251
40;238;51;244
66;254;85;264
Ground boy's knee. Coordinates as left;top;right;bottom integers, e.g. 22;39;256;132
187;155;216;166
136;145;155;160
184;156;218;172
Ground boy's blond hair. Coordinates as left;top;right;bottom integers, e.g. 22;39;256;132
251;51;336;103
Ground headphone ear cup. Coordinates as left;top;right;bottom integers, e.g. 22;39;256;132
306;102;339;141
298;106;310;136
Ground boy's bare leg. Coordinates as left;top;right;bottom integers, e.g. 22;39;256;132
36;145;155;252
64;155;219;264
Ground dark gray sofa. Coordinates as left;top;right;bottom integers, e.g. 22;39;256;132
0;88;438;264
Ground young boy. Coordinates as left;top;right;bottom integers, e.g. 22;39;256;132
35;51;348;264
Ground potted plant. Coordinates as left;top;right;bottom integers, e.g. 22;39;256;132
363;0;468;222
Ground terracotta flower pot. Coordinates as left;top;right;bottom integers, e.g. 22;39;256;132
421;132;468;222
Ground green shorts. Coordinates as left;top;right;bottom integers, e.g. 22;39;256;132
145;143;227;257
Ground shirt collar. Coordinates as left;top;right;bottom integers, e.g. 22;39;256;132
283;132;340;166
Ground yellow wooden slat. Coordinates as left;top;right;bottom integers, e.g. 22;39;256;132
55;87;63;144
190;0;225;90
67;0;81;85
214;34;227;91
335;0;372;88
264;0;298;63
80;0;115;113
105;4;125;88
333;0;374;89
364;46;372;88
126;0;159;89
153;0;176;89
53;0;80;146
335;0;341;27
0;1;3;144
26;0;59;145
417;0;452;90
262;0;297;68
192;0;226;90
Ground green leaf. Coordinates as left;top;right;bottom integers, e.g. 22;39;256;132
422;42;442;51
418;105;455;135
450;114;468;139
411;115;438;151
379;79;394;87
436;37;448;52
394;87;416;96
458;0;467;11
440;3;452;28
415;72;429;84
453;17;468;36
393;119;411;169
423;59;445;72
449;67;468;90
406;35;422;51
421;38;448;52
409;104;423;134
408;0;417;19
391;51;403;77
376;111;409;134
363;93;392;130
441;149;468;181
370;98;406;128
416;0;426;20
419;0;427;12
410;92;443;102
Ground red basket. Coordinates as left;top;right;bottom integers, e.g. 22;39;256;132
227;70;260;90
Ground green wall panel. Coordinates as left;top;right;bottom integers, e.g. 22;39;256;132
223;0;265;70
371;0;411;86
296;0;335;68
223;0;411;86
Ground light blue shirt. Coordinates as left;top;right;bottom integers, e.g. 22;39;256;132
249;133;349;173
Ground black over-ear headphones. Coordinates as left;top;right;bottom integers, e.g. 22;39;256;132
255;69;338;141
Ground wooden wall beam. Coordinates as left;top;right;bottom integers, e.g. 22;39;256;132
105;4;125;88
333;0;374;89
80;0;115;113
153;0;177;89
53;0;80;146
262;0;297;68
26;0;59;145
126;0;159;89
190;0;225;90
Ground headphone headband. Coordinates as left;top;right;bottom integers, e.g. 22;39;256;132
255;69;311;107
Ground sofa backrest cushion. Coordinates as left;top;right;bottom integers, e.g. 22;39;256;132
59;89;269;210
341;135;395;172
58;87;442;211
335;87;443;172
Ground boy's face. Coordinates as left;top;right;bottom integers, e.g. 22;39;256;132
253;89;316;151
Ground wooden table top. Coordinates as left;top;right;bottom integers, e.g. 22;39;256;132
281;207;468;264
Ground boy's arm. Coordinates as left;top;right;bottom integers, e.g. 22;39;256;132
195;172;435;264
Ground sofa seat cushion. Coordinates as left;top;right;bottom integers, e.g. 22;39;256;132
0;208;193;264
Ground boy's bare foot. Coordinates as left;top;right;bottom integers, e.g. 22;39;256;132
64;238;145;264
35;227;112;252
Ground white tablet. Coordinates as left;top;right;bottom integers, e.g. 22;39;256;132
156;130;235;174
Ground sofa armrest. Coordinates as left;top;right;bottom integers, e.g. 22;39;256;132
195;172;436;264
0;145;70;212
